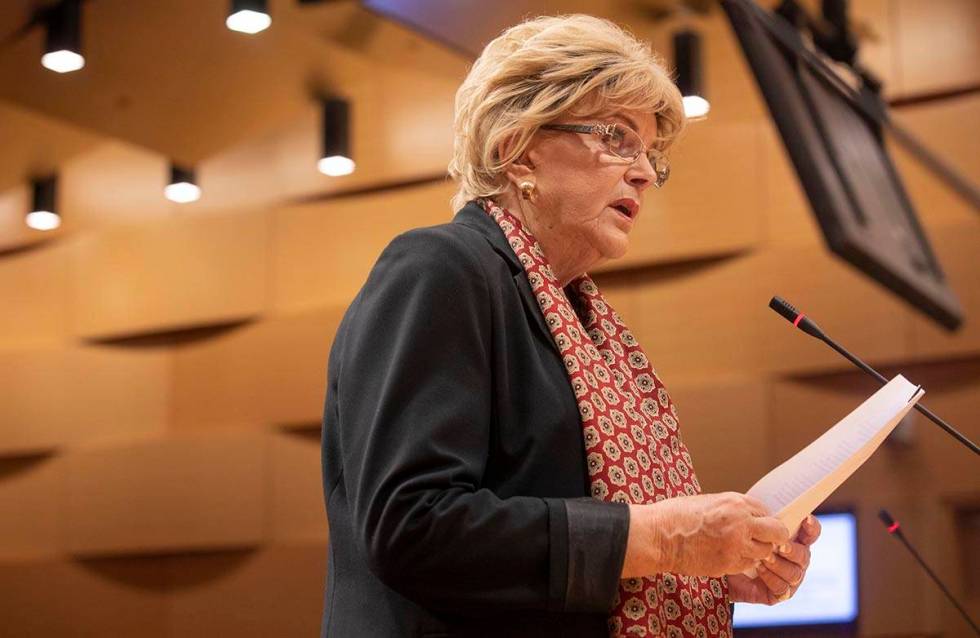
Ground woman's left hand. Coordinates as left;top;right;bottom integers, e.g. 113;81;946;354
726;514;822;605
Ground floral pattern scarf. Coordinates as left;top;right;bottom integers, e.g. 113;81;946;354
480;199;732;638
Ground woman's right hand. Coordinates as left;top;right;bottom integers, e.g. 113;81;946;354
622;492;790;579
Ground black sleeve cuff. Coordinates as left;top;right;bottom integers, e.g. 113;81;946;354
560;497;630;613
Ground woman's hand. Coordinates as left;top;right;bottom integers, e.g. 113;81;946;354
623;492;790;579
727;515;822;604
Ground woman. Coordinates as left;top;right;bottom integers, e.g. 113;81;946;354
320;14;820;638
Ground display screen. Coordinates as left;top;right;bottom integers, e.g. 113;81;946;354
734;512;859;629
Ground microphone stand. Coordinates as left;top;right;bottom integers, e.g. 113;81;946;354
878;510;980;635
769;296;979;456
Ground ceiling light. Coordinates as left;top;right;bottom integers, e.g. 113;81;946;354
27;176;61;231
165;165;202;204
226;0;271;34
318;97;355;177
675;29;710;120
41;0;85;73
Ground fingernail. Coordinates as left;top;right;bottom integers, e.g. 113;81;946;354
779;544;790;554
765;554;775;564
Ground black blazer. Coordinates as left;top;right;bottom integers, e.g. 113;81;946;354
320;201;630;637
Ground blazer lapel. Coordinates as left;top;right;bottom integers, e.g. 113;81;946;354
454;202;557;352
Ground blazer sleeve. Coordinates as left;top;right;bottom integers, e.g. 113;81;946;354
334;227;629;616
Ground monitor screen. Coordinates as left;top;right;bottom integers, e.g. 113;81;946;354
733;511;859;629
722;0;963;330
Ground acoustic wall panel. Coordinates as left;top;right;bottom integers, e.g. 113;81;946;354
893;0;980;97
271;180;456;313
69;210;269;339
0;455;62;560
597;119;766;272
171;308;343;430
271;432;328;544
666;376;769;495
907;222;980;360
0;239;70;348
64;430;268;557
0;346;170;456
167;544;327;638
0;557;170;638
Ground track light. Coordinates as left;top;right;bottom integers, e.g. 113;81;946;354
165;164;202;203
27;176;61;231
226;0;271;34
674;29;710;120
317;97;355;177
41;0;85;73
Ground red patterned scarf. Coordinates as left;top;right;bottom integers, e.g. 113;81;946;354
480;199;731;638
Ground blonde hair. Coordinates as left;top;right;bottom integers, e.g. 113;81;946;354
448;14;686;211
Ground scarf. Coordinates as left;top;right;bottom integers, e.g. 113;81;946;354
480;199;732;638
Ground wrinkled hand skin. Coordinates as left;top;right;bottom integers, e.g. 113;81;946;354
727;515;823;605
625;492;791;579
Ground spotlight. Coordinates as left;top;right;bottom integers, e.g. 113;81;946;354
317;97;355;177
41;0;85;73
27;176;61;231
164;164;202;204
226;0;271;34
674;29;710;119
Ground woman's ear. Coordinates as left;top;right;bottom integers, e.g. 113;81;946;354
497;132;536;189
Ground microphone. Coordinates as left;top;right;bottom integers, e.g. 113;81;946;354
769;296;979;456
878;509;980;635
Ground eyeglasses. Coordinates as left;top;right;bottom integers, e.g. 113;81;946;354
539;122;671;188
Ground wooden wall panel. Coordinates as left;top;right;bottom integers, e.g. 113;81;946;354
598;119;766;272
907;222;980;360
271;181;455;313
0;346;170;456
0;557;170;638
893;0;980;97
0;240;70;348
271;432;328;544
64;430;268;557
168;545;326;638
0;455;62;560
666;376;770;495
171;308;342;430
69;210;270;339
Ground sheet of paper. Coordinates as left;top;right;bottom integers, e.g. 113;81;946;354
747;374;924;537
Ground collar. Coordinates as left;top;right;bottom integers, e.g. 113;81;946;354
452;200;523;275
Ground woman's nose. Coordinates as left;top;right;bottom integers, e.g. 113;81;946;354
626;153;657;191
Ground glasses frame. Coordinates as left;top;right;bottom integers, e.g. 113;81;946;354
539;122;670;188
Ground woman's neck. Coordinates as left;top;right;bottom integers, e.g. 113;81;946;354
492;192;601;287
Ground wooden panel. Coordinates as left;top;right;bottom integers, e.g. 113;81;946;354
271;181;455;313
271;431;328;544
907;222;980;360
893;0;980;97
168;544;327;638
0;239;70;348
616;241;912;382
666;376;769;495
0;455;62;560
0;346;170;456
597;119;766;272
0;98;102;193
0;557;170;638
892;94;980;229
69;209;269;339
172;308;343;430
64;430;268;556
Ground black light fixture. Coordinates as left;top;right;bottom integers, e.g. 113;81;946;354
674;29;710;119
164;164;201;203
41;0;85;73
226;0;271;34
27;176;61;231
317;97;355;177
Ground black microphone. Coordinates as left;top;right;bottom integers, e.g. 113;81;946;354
878;509;980;635
769;296;979;456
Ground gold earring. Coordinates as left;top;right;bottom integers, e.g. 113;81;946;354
519;181;536;200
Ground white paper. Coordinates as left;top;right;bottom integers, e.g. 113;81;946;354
748;374;924;537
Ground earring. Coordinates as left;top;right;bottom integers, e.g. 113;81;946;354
519;180;536;200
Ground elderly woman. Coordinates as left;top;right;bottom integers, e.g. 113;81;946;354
320;14;820;638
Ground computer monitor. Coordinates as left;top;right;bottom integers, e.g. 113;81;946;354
733;511;859;632
722;0;963;330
